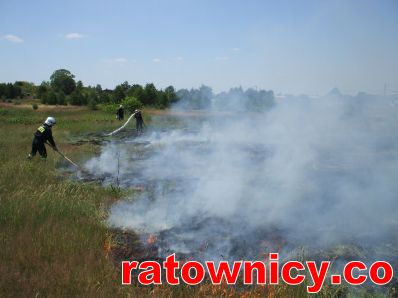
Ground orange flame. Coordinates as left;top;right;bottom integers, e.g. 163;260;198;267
147;234;157;245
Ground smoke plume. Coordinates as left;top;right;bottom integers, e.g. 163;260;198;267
85;91;398;261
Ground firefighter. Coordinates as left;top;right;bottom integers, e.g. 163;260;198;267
134;109;145;133
28;117;58;159
116;104;125;120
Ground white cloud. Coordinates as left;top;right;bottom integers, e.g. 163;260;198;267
152;58;161;63
232;47;240;52
64;33;84;39
176;56;184;61
3;34;23;43
215;56;229;61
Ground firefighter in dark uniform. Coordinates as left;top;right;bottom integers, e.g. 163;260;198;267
116;104;124;120
28;117;58;159
133;109;145;133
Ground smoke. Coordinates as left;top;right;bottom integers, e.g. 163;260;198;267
85;91;398;261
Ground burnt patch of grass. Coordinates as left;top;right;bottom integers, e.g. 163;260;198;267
0;105;361;297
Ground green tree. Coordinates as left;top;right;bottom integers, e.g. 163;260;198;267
157;91;169;109
68;89;84;105
0;83;6;100
12;82;23;98
50;69;76;95
120;81;130;91
128;84;144;102
197;85;212;109
56;92;66;105
5;83;16;99
95;84;103;102
245;89;274;112
45;90;57;105
99;91;111;103
142;83;157;106
112;81;130;103
165;86;177;104
14;81;36;98
95;84;102;94
37;81;50;99
175;88;190;109
88;97;98;110
174;86;212;110
122;96;142;113
76;80;83;91
86;89;99;110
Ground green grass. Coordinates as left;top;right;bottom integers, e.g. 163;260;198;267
0;106;142;297
0;105;387;297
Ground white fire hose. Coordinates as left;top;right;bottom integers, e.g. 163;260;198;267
106;112;137;136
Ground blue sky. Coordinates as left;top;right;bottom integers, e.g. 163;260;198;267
1;0;397;94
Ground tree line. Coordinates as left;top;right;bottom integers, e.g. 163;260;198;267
1;69;275;112
0;81;36;100
37;69;179;109
0;69;179;110
176;86;274;112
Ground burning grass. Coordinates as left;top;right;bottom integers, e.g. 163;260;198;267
1;104;396;297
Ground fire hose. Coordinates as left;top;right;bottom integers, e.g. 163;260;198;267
46;142;81;169
106;112;137;136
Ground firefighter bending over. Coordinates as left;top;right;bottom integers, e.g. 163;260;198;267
28;117;58;159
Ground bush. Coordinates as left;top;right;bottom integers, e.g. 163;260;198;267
32;103;38;110
88;98;98;110
122;96;142;113
57;92;66;105
98;103;119;114
68;89;87;105
42;91;57;105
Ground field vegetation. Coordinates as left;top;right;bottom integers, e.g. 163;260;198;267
0;103;390;297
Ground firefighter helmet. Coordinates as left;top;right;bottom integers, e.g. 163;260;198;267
45;116;56;126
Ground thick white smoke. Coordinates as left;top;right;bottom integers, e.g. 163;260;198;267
85;92;398;261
